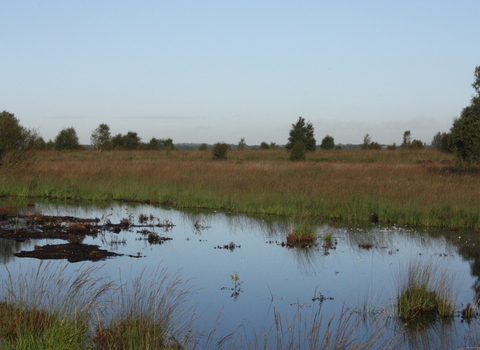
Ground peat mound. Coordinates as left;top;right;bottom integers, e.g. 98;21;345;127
14;243;122;263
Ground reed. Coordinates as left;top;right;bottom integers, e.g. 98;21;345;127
1;149;479;229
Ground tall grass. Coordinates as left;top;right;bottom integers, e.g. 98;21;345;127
0;262;114;349
1;149;479;229
94;266;195;349
0;263;193;350
396;259;456;321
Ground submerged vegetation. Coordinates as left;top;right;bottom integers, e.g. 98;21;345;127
0;148;479;229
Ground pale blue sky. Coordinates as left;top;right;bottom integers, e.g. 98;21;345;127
2;1;479;145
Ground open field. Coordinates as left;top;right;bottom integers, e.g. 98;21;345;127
3;149;479;229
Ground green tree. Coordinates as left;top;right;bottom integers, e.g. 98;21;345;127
473;66;480;94
269;142;280;150
111;133;124;149
387;143;397;150
32;136;47;150
0;111;38;167
162;138;175;151
91;124;111;151
450;66;480;166
401;130;412;149
144;137;163;150
409;139;424;150
212;142;229;160
123;132;141;150
361;134;372;150
111;132;141;150
55;127;80;151
431;132;452;152
198;143;208;151
361;134;382;150
450;105;480;166
237;138;246;151
259;142;270;150
286;117;316;152
289;142;306;161
320;135;335;150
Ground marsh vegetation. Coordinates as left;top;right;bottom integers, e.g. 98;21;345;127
0;148;479;229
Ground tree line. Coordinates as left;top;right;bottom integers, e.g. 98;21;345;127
0;65;479;165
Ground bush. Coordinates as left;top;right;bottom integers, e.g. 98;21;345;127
409;139;424;150
55;127;80;151
259;142;270;150
320;135;335;150
212;142;229;160
289;142;306;161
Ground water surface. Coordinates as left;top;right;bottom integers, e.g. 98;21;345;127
1;200;479;349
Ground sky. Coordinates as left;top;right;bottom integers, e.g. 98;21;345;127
1;1;479;146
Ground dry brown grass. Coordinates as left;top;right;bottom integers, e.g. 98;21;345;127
2;149;479;228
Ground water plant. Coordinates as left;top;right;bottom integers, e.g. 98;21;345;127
230;271;242;300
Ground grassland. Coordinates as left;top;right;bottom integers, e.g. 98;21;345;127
2;148;479;229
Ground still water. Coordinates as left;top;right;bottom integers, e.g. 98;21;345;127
1;200;480;349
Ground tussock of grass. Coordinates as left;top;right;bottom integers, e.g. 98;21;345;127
396;259;455;321
1;149;479;229
286;224;316;247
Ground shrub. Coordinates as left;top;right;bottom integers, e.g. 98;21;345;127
259;142;270;150
212;142;229;160
54;127;80;151
409;139;424;150
320;135;335;150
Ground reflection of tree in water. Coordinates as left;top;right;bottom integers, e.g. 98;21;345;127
454;234;480;304
419;229;480;304
0;239;35;265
